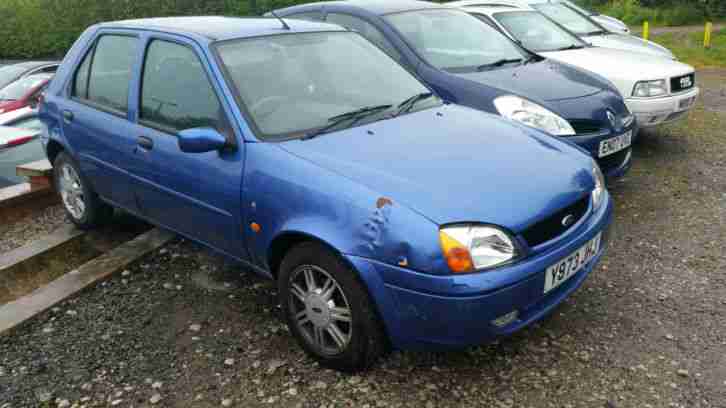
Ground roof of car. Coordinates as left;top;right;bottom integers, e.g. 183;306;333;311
101;16;345;41
277;0;449;16
447;0;539;8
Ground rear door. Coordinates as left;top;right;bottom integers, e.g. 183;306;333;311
57;31;142;212
128;35;246;258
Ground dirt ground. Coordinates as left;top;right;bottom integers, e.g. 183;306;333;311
0;70;725;408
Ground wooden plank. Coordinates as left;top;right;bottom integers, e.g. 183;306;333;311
0;228;175;335
16;159;53;178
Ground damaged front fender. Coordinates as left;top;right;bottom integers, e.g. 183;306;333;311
242;143;445;276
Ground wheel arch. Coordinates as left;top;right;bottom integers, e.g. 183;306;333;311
46;139;65;165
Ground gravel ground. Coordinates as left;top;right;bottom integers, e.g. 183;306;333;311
1;71;725;408
0;205;68;253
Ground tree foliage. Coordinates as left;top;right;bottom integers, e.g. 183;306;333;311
0;0;324;58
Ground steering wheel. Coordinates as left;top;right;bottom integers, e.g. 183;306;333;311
250;96;290;120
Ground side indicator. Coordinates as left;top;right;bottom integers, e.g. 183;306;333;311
250;223;261;233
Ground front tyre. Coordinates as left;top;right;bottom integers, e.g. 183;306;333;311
278;242;388;372
54;152;113;229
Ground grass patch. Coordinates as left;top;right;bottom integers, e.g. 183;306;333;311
650;29;726;68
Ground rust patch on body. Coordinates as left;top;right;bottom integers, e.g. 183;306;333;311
376;197;393;209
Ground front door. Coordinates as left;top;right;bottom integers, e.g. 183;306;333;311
129;36;246;258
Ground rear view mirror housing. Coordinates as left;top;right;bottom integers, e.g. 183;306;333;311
178;128;227;153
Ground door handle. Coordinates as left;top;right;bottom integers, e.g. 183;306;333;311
137;136;154;150
62;110;74;123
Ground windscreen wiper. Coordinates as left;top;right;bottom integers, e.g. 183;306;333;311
302;104;393;140
477;58;523;71
555;44;585;51
395;92;435;116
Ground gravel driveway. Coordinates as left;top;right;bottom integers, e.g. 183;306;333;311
1;71;725;408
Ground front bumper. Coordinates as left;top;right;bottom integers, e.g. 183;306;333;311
347;194;614;351
567;125;637;181
626;87;700;127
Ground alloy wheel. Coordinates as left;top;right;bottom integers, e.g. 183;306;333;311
289;265;353;356
59;164;85;220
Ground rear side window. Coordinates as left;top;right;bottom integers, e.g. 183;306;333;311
140;40;222;133
73;35;138;113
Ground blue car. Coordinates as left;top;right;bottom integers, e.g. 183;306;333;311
273;0;637;180
40;16;612;371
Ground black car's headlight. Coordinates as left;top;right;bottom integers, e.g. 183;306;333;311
494;95;576;136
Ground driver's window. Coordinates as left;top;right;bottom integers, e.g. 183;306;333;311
140;39;223;134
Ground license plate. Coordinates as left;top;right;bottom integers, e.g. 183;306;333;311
679;96;696;110
544;233;601;294
599;131;632;158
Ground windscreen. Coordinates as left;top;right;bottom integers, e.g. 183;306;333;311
386;9;528;72
216;31;435;140
0;66;28;91
495;11;586;52
0;75;50;101
533;3;604;35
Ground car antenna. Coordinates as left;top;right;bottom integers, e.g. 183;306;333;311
269;10;291;30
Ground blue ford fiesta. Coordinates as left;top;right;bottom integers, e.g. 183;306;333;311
273;0;637;180
41;16;612;371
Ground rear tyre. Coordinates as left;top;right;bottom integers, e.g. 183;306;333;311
54;152;113;229
278;242;388;372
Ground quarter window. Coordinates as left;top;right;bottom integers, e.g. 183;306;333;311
140;40;222;133
325;13;403;62
75;35;138;113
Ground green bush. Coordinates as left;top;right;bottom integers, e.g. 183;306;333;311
580;0;724;27
0;0;324;59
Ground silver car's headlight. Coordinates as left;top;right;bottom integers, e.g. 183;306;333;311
439;224;520;273
494;95;576;136
632;80;667;97
592;162;606;209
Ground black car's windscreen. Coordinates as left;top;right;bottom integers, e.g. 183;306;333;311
216;31;434;140
0;74;51;101
532;3;604;35
494;11;586;52
0;66;27;91
385;9;528;72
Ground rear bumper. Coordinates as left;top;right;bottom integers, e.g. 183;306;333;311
626;87;699;127
347;194;614;350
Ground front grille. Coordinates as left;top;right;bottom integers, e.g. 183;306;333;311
670;73;695;93
569;119;603;135
521;195;590;248
597;147;630;173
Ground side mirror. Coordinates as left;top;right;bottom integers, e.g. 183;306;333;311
178;128;227;153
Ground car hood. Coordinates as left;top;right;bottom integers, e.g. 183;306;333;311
278;104;594;231
450;59;607;102
584;33;675;59
540;47;694;97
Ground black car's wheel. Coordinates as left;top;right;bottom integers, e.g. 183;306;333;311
53;152;113;229
278;242;388;372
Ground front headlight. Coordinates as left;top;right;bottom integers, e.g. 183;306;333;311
632;80;667;97
439;225;520;273
592;162;606;209
494;95;576;136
